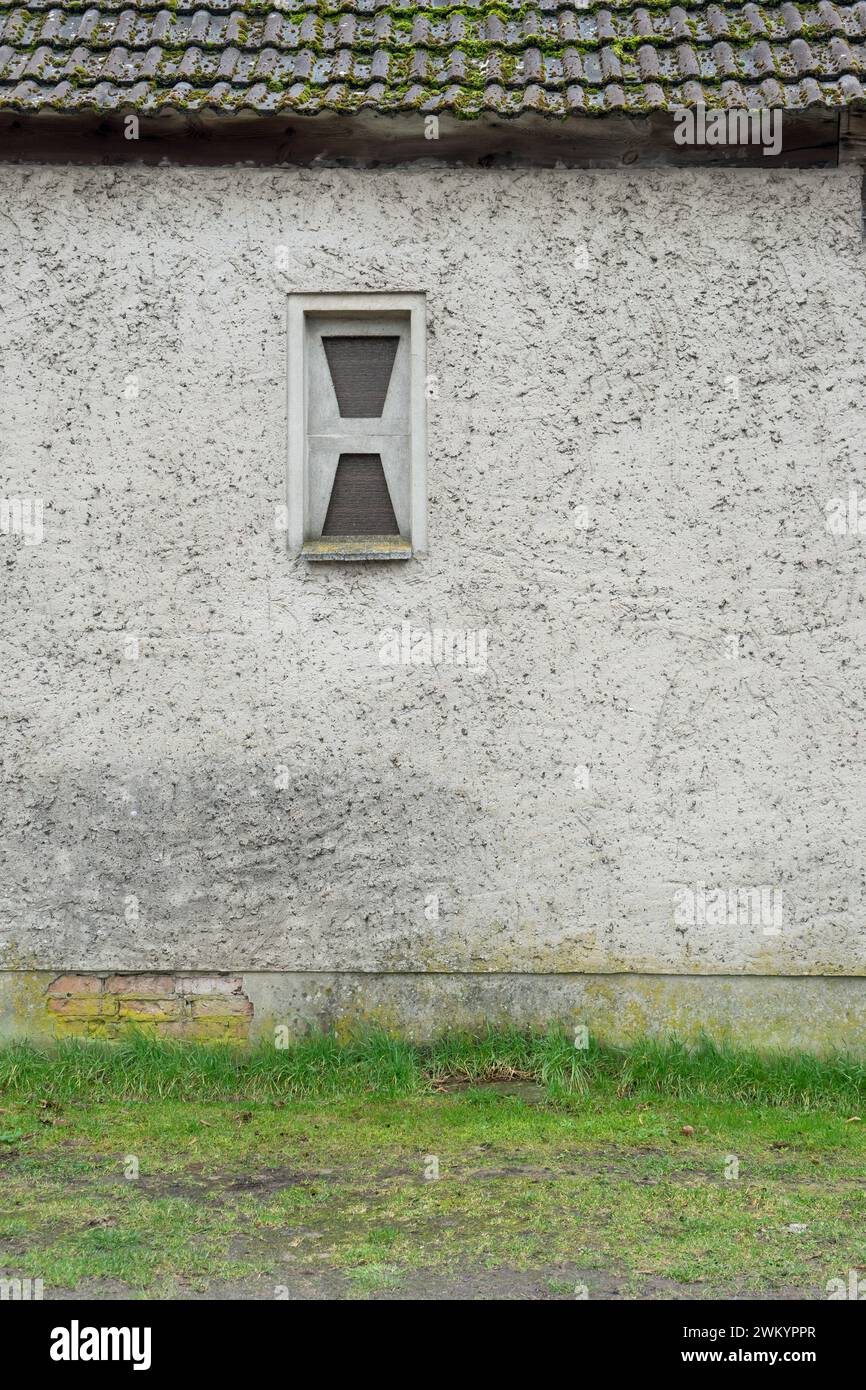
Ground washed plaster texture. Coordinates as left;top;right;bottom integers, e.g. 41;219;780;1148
1;162;865;980
242;972;866;1049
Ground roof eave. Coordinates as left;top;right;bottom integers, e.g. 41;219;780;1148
2;104;862;168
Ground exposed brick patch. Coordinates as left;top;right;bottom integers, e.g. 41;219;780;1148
44;974;253;1041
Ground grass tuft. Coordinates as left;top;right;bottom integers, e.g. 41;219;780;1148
0;1029;865;1110
614;1035;866;1109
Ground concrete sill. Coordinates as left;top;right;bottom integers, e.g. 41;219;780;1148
302;537;413;562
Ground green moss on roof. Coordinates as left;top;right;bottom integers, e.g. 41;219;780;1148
0;1;864;118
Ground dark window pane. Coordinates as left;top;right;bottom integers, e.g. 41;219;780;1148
322;336;399;418
322;454;400;536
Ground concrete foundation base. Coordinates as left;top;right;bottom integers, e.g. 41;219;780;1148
1;971;865;1052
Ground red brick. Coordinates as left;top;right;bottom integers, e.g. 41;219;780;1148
158;1021;194;1039
47;996;118;1019
189;996;253;1018
104;974;175;996
175;975;243;996
118;999;183;1022
185;1016;250;1041
47;974;103;996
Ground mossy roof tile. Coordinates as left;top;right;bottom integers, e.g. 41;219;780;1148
0;0;864;114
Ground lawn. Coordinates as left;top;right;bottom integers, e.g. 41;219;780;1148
1;1033;865;1300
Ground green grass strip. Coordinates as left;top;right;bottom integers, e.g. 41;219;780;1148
1;1030;865;1109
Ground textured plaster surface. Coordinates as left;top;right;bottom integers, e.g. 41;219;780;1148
1;163;865;977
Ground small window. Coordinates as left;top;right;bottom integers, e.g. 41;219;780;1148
287;293;427;560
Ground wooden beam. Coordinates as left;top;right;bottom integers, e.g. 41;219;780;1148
0;107;844;170
840;109;866;167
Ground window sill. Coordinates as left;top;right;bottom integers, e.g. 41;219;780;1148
302;536;413;562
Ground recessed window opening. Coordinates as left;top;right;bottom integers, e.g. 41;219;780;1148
287;293;427;561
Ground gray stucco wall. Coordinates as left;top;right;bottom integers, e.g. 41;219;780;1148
1;162;865;993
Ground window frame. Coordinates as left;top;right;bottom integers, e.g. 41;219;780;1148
287;292;427;558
